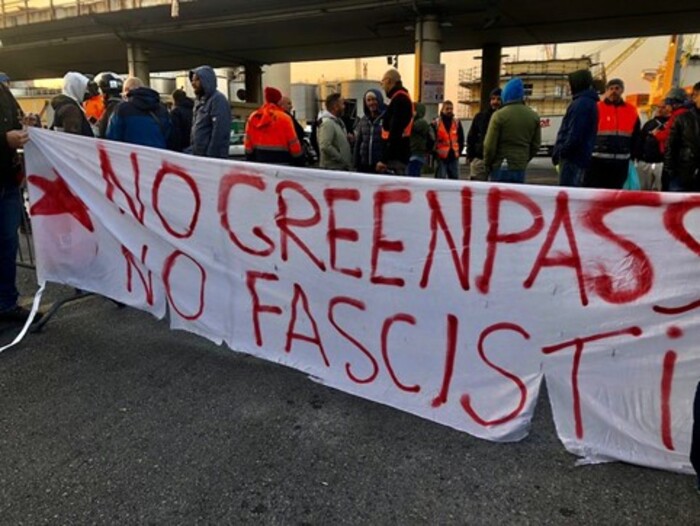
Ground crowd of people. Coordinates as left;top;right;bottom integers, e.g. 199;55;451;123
2;65;700;327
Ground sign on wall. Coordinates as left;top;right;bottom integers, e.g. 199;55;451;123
421;63;446;103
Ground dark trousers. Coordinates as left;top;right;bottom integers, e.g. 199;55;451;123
692;382;700;486
583;157;628;189
0;184;21;311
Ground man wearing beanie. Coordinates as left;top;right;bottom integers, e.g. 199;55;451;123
552;69;599;187
483;78;541;183
244;86;303;165
467;87;501;180
584;78;641;189
190;65;231;158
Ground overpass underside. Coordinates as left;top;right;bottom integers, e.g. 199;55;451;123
1;0;700;79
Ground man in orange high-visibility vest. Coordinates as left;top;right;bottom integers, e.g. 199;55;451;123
432;100;464;180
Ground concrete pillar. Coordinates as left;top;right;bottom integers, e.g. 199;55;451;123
414;14;442;121
263;63;291;98
245;63;263;104
126;42;150;86
480;42;502;112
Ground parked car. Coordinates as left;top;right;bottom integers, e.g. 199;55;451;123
229;131;245;158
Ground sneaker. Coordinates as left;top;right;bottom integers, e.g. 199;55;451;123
0;305;43;325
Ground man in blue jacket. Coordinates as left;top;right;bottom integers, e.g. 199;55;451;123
552;69;599;187
189;66;231;159
106;77;172;149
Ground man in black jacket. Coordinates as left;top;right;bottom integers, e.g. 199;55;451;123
0;83;33;324
170;89;194;152
467;88;501;181
376;69;413;175
664;81;700;192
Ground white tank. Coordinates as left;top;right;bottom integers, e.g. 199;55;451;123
291;83;319;124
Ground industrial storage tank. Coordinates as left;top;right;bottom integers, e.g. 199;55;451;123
291;83;320;125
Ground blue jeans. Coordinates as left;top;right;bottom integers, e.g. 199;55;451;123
0;185;21;311
435;158;459;180
490;169;526;184
406;155;425;177
559;160;585;187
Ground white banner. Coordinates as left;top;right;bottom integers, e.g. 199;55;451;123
24;128;700;474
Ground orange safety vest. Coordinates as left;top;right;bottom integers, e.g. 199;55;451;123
435;117;460;160
381;90;413;140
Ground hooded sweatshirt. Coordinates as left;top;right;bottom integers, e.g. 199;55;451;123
106;87;172;149
552;69;599;169
50;72;94;136
190;66;232;158
353;88;386;171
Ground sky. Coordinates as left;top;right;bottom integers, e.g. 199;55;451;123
291;35;699;106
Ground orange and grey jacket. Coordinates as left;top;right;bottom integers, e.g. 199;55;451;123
592;99;641;162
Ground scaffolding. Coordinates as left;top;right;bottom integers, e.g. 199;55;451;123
458;57;602;118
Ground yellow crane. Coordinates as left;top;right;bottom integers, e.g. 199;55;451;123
604;37;648;77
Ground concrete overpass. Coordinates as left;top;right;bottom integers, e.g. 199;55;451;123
2;0;700;80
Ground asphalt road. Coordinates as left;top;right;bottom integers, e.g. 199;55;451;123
1;164;698;525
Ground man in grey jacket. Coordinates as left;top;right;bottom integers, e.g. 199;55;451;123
319;93;352;171
189;66;231;158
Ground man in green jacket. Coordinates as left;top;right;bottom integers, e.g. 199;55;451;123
407;103;430;177
483;77;541;183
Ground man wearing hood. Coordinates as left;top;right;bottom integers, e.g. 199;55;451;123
584;78;640;189
106;77;172;149
377;69;413;175
170;89;194;153
190;66;231;158
552;69;599;187
353;89;385;173
467;88;501;181
407;102;430;177
318;93;352;171
433;100;465;180
245;87;303;165
50;72;94;137
483;78;541;183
